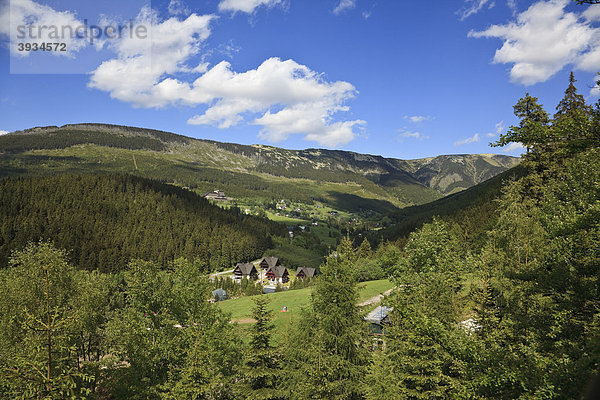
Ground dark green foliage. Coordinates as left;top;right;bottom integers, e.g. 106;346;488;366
366;219;471;399
0;174;284;271
289;275;315;290
463;79;600;398
105;259;239;399
492;93;550;153
554;72;592;121
235;296;284;400
0;126;184;153
0;242;97;399
263;236;327;269
352;258;385;282
282;237;370;399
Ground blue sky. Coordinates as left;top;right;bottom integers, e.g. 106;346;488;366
0;0;599;159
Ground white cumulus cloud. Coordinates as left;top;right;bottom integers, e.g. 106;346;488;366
583;6;600;23
507;0;518;16
168;0;190;16
495;120;505;134
0;130;9;136
469;0;600;86
455;133;481;146
89;9;214;108
187;58;364;147
503;142;525;153
89;10;362;147
218;0;283;14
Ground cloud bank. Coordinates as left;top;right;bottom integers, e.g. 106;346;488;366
89;9;363;147
469;0;600;86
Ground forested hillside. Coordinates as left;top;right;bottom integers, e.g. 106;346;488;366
0;174;285;272
374;164;527;245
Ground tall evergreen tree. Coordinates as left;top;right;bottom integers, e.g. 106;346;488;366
367;219;470;399
554;72;591;120
283;238;369;399
235;296;283;400
492;93;550;153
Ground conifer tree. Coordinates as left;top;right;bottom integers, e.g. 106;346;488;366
356;237;373;260
0;242;93;399
366;219;471;399
552;72;594;147
283;238;369;400
554;72;591;120
235;296;283;400
492;93;550;153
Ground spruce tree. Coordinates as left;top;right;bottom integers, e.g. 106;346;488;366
356;237;373;260
283;238;369;399
235;295;283;400
554;72;591;120
492;93;550;153
552;72;594;149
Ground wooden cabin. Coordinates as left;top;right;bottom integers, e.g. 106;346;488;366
233;263;258;280
265;265;289;284
259;256;280;271
296;267;316;279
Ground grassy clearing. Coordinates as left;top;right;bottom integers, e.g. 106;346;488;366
217;279;394;339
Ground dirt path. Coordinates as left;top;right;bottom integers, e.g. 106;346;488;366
358;288;394;307
209;269;234;281
232;318;256;324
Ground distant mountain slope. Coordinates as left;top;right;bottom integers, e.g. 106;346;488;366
374;164;527;245
0;124;520;212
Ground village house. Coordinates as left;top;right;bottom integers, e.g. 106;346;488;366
203;190;227;200
364;305;392;336
233;263;258;280
258;256;280;271
265;265;289;284
295;267;316;279
211;288;228;302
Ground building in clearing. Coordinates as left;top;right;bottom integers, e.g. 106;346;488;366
203;190;227;200
364;306;392;336
259;256;280;271
233;263;258;280
265;265;289;284
211;288;228;302
296;267;316;279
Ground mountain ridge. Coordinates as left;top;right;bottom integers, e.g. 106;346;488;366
0;123;520;212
